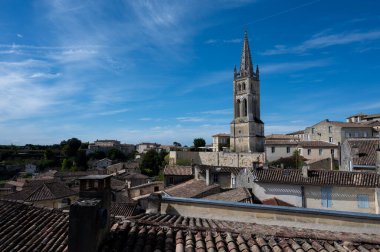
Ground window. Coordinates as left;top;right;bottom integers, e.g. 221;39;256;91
247;177;250;183
331;149;334;155
321;186;332;208
213;174;219;183
328;126;332;133
169;177;174;185
329;137;333;143
307;149;311;155
286;146;290;153
364;132;368;137
242;83;246;90
154;186;159;192
271;147;275;153
312;128;315;134
231;177;236;186
357;194;369;208
319;149;323;156
354;132;359;138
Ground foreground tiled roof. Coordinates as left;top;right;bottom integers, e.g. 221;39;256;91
164;165;193;176
298;141;338;148
252;168;380;188
2;180;77;201
347;138;380;166
196;164;244;175
164;179;220;198
0;200;68;252
101;213;380;251
203;187;252;202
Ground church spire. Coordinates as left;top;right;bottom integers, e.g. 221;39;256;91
240;31;254;77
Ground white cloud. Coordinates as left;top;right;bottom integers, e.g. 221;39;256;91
261;59;330;74
262;30;380;55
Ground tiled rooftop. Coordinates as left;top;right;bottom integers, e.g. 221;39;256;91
110;202;137;217
196;164;244;175
2;180;77;201
101;213;380;251
0;200;68;252
164;179;220;198
203;187;252;202
347;138;380;166
298;141;338;148
252;168;380;188
262;197;294;207
164;165;193;176
265;139;299;145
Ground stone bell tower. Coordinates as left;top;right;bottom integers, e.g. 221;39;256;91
230;32;264;153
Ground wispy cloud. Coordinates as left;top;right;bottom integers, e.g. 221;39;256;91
176;117;205;122
201;109;232;115
261;59;330;74
262;30;380;55
205;38;242;45
98;108;130;116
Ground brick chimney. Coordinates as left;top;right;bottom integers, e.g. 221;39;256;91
302;165;309;178
68;175;112;252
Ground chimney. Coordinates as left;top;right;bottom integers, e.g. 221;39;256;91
205;168;210;186
145;193;161;214
302;165;309;178
68;175;112;252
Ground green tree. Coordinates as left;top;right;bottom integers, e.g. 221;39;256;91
140;149;167;176
44;149;55;160
173;141;181;147
107;148;127;161
61;158;71;171
62;138;82;157
193;138;206;149
292;150;304;169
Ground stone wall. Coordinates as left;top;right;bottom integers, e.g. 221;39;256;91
169;151;264;168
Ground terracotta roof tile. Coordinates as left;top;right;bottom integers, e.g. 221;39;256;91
265;139;299;145
164;179;220;198
110;202;137;217
251;168;380;188
347;138;380;166
203;188;252;202
0;200;69;252
197;165;245;174
298;141;338;148
164;165;193;176
2;180;77;201
101;213;380;251
261;197;294;207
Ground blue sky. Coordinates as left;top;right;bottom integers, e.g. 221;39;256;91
1;0;380;146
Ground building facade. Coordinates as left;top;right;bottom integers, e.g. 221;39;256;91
230;32;264;153
304;119;374;144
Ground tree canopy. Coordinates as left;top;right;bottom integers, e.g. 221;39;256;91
193;138;206;149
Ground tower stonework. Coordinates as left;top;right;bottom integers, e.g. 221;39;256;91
230;32;264;153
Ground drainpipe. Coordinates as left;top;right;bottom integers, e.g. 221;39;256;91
301;185;306;208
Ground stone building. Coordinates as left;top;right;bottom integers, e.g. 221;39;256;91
212;133;230;152
230;32;264;153
304;119;374;144
237;167;380;214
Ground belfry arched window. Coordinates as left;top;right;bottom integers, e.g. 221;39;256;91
236;100;241;117
243;99;248;117
242;83;246;90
